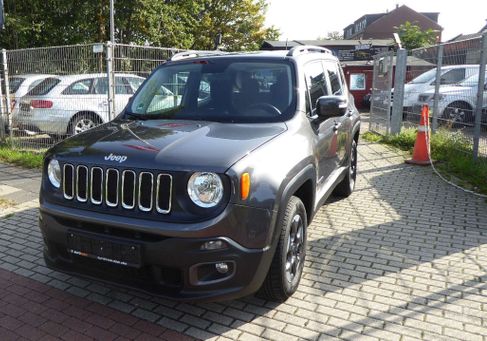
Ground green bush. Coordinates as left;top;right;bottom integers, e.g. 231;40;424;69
363;129;487;195
0;145;44;169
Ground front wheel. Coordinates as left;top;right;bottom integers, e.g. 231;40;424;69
334;139;358;197
442;102;473;126
258;196;307;302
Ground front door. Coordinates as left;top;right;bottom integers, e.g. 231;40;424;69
304;61;338;187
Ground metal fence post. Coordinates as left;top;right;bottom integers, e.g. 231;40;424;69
473;32;487;160
432;45;444;133
390;49;407;134
106;42;116;121
2;49;12;144
0;58;5;141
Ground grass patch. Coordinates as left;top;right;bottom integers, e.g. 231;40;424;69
0;198;16;208
363;128;487;195
0;144;44;169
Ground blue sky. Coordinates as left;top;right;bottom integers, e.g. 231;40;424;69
265;0;486;41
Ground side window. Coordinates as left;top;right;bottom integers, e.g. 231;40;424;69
93;78;108;94
440;69;465;84
198;76;211;103
126;77;144;92
325;62;344;95
64;79;92;95
304;61;328;112
115;77;132;95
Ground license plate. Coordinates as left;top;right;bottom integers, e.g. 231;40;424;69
67;232;141;268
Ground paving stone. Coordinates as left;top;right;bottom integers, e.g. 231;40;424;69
1;138;487;340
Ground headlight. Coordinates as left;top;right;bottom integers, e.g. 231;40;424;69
47;159;61;188
187;172;223;208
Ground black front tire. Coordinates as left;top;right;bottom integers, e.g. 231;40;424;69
258;196;307;302
334;139;358;197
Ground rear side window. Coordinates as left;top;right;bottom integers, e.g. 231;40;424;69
304;61;328;111
63;79;93;95
27;78;61;96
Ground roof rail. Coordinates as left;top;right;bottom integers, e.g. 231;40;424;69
170;50;227;61
286;45;332;57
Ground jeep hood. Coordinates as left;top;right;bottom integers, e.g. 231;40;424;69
48;119;287;172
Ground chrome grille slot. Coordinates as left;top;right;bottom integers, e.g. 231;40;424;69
122;170;136;209
76;165;88;202
138;172;153;212
156;174;172;214
106;168;119;207
63;165;171;214
90;167;103;205
63;164;74;200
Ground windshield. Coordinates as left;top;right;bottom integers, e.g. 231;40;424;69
408;68;437;84
9;77;26;93
128;59;296;123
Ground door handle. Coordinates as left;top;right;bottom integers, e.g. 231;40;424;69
333;122;342;132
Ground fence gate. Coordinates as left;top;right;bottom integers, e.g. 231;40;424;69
369;51;394;135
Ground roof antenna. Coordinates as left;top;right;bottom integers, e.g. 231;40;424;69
285;38;289;50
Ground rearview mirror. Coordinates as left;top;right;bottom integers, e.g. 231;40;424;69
316;96;348;119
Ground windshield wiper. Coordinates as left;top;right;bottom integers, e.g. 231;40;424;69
124;111;148;121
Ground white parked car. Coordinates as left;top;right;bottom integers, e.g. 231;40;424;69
400;65;479;109
16;73;145;136
416;73;487;124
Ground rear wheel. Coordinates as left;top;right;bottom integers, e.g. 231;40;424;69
259;196;307;302
69;113;100;136
334;139;357;197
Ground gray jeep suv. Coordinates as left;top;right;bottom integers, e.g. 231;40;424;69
39;46;360;302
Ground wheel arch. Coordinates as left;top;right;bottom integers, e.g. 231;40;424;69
275;164;316;240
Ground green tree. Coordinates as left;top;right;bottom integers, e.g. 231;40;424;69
318;31;344;40
189;0;279;51
395;21;438;50
0;0;278;51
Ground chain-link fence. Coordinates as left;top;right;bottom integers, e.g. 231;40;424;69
371;33;487;160
0;43;182;151
406;35;487;158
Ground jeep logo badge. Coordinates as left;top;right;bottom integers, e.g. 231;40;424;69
104;153;127;163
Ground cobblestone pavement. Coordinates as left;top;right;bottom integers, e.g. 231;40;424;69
0;268;193;341
1;140;487;340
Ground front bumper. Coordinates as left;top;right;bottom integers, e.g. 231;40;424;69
39;203;276;302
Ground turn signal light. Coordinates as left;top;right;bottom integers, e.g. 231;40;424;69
31;100;53;108
241;172;250;200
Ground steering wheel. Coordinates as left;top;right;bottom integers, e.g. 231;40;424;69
246;103;282;116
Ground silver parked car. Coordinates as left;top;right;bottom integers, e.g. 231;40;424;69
16;73;144;136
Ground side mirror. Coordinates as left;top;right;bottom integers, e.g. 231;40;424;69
316;96;348;119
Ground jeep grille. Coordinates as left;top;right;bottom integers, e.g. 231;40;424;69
62;164;172;214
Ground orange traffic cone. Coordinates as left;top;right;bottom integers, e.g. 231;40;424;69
405;105;431;166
